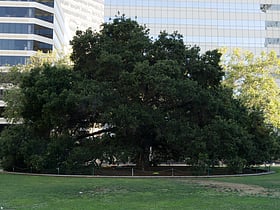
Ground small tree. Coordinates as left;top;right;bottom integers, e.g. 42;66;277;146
222;49;280;129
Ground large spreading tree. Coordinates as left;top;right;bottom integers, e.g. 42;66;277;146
0;16;278;173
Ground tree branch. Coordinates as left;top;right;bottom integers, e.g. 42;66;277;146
77;127;116;139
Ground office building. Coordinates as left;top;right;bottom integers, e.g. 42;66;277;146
105;0;280;55
0;0;104;66
58;0;104;52
0;0;104;128
0;0;58;66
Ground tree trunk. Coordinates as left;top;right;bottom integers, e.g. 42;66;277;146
136;147;149;170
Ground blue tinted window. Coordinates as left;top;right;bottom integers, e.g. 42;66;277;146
0;56;29;66
33;40;52;52
265;38;280;46
0;23;31;33
0;39;52;52
0;7;53;23
0;7;32;17
265;21;280;28
35;8;53;23
35;0;54;7
1;0;54;7
34;24;53;38
0;39;33;50
0;23;53;39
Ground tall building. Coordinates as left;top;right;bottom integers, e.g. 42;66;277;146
58;0;104;52
0;0;104;66
0;0;58;66
105;0;280;55
0;0;104;128
59;0;104;37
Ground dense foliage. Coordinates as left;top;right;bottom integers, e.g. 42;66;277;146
0;16;278;173
222;49;280;129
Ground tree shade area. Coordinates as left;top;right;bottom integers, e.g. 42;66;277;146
0;16;279;174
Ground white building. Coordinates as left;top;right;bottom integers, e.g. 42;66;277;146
58;0;104;38
0;0;104;128
0;0;56;66
0;0;104;66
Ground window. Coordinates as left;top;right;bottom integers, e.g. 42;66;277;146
0;23;53;38
0;39;52;52
265;21;280;29
0;7;53;23
265;38;280;46
0;56;29;66
1;0;54;7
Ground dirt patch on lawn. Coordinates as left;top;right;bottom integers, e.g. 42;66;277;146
182;180;279;197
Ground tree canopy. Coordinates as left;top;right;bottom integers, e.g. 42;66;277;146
0;16;278;173
222;49;280;129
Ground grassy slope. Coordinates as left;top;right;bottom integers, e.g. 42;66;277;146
0;168;280;210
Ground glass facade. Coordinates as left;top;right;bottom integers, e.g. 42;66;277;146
0;0;104;66
105;0;280;55
0;0;55;66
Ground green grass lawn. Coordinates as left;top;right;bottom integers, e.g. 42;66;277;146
1;168;280;210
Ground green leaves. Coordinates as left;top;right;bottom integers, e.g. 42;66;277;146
186;48;224;88
0;16;278;172
222;49;280;128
